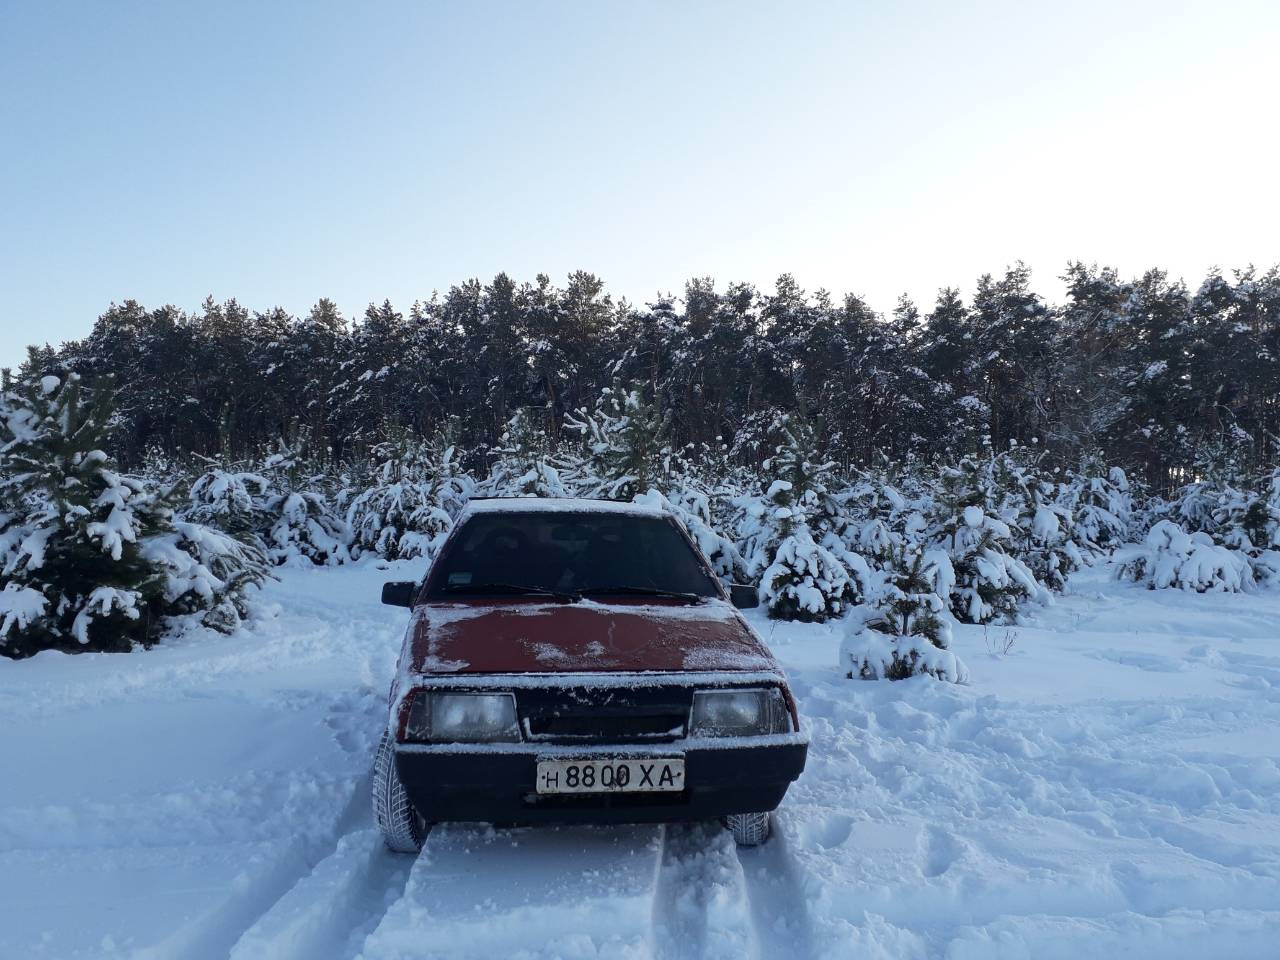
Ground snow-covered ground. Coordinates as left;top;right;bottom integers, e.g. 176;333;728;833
2;562;1278;960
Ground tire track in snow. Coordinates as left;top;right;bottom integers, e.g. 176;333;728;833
651;822;752;960
225;695;414;960
134;770;370;960
140;687;395;960
228;822;413;960
358;823;667;959
735;816;821;960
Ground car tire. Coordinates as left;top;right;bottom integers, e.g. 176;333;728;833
372;731;427;853
724;811;771;847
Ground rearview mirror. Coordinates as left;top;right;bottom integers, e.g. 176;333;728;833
729;584;759;609
381;581;416;607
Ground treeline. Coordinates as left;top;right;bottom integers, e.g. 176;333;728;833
4;370;1277;663
12;262;1280;486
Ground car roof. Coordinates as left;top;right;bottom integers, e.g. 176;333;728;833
460;497;670;520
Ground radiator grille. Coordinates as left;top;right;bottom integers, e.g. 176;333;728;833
517;685;693;743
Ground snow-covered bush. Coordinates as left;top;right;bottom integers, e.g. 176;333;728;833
1251;470;1280;584
483;408;571;498
1116;519;1252;592
1169;443;1255;538
840;547;968;682
0;375;268;658
347;440;454;561
1173;478;1222;537
1202;473;1280;584
760;524;857;623
186;462;270;537
929;458;1047;623
1212;482;1272;552
185;450;350;566
427;433;477;519
1063;458;1133;554
257;448;351;566
1012;495;1082;593
738;417;862;622
831;463;918;572
563;383;671;500
1122;455;1280;588
264;484;349;566
998;457;1084;592
142;520;270;631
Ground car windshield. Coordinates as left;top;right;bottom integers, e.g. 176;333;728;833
426;511;720;600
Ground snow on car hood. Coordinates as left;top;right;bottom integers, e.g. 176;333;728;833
406;598;778;675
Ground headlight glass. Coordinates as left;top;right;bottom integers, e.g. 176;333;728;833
404;691;521;743
689;688;792;737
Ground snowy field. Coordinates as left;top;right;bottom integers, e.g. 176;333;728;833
2;562;1278;960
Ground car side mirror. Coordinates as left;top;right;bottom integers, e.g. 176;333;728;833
381;581;416;607
729;584;759;609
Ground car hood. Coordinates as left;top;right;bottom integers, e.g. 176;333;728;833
406;598;778;675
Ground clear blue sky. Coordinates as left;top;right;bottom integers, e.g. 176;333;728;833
2;0;1277;368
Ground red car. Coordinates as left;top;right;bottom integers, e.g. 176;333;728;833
372;498;808;852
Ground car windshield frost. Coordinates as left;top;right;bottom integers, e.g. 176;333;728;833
427;512;720;600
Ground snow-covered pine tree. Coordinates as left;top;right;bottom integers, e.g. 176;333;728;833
1254;467;1280;583
257;443;351;566
141;518;271;633
1203;467;1280;584
840;546;968;682
929;456;1047;623
739;416;861;622
1115;519;1252;592
995;451;1083;593
484;407;571;498
831;452;924;573
346;436;453;561
0;375;268;658
1062;455;1133;556
185;458;271;538
423;422;476;519
1171;440;1248;536
563;383;670;500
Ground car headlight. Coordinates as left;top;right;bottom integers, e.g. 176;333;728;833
689;688;792;737
403;691;521;743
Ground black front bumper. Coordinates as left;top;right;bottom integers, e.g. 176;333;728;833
395;741;808;825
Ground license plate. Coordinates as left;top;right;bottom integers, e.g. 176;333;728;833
535;758;685;794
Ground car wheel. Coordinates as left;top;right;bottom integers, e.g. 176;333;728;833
372;731;427;853
724;811;771;847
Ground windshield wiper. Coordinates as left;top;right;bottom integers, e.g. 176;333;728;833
577;585;703;603
443;582;577;602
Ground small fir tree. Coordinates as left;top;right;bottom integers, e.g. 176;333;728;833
423;422;476;519
0;375;267;658
929;456;1046;623
346;436;453;561
185;458;271;538
840;547;969;682
1063;456;1133;555
740;417;861;622
563;383;671;500
257;443;351;566
996;452;1084;593
1173;441;1248;536
832;454;921;572
1206;468;1280;584
485;407;571;498
1115;519;1252;592
634;474;745;582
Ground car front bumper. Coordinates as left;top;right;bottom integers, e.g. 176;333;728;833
394;736;808;825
